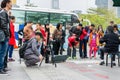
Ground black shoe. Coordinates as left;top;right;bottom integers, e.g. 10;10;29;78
112;63;116;66
100;61;105;65
3;68;11;72
0;70;7;74
63;49;65;51
84;56;88;58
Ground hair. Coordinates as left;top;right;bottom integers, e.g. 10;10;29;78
9;16;15;20
91;24;95;27
92;28;97;31
1;0;11;8
97;25;104;33
24;21;33;26
113;24;118;31
45;23;49;32
37;23;42;26
78;23;83;27
35;31;43;39
110;21;114;24
107;26;114;33
56;23;62;30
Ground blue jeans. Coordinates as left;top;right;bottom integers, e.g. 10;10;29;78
7;45;14;58
79;39;87;58
0;38;9;70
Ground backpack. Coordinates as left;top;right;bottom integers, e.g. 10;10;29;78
19;41;28;60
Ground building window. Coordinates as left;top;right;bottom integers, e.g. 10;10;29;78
52;0;59;9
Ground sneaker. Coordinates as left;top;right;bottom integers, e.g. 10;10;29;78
67;57;72;60
3;68;11;72
0;69;7;74
9;58;15;62
99;61;105;65
73;57;77;60
84;56;88;58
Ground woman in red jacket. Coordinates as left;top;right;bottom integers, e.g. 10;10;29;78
7;16;16;61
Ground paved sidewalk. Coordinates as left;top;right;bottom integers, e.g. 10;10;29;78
0;50;120;80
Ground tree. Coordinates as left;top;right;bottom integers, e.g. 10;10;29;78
79;8;120;29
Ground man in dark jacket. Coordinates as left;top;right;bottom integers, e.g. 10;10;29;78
0;0;12;74
99;26;120;66
69;24;82;38
68;24;82;59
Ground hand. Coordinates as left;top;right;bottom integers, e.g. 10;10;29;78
72;34;76;36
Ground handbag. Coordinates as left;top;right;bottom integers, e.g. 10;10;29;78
0;29;5;42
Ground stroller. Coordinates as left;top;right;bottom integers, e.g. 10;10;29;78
39;40;68;67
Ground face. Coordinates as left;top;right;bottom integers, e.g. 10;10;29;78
11;19;15;23
46;25;49;29
77;26;82;30
35;35;41;41
59;24;62;29
36;24;40;30
92;29;96;33
27;23;33;28
7;1;12;10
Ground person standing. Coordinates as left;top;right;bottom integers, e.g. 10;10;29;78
52;23;63;55
0;0;12;74
44;23;50;63
88;28;99;59
7;16;16;61
68;24;82;59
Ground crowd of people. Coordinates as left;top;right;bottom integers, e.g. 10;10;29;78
0;0;120;75
67;21;120;66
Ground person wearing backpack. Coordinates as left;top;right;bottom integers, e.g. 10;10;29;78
23;28;43;67
0;0;12;74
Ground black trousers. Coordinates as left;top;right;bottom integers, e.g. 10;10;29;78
100;48;115;61
53;41;60;55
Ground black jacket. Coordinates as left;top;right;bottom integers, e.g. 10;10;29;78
100;32;120;53
0;9;10;37
69;27;82;38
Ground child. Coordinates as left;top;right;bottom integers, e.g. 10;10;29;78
67;35;79;59
35;31;44;56
89;28;99;59
7;16;16;61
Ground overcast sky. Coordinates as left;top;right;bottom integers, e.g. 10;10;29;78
17;0;97;13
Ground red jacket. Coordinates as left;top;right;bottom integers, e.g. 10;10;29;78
9;22;15;45
79;29;87;40
68;35;78;47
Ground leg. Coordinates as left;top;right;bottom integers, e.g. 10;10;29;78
60;42;63;55
53;41;58;55
45;50;50;63
89;46;93;59
25;55;40;66
72;46;76;58
100;48;105;60
83;39;87;58
93;47;97;58
79;40;83;58
8;45;14;59
67;46;71;57
99;48;105;65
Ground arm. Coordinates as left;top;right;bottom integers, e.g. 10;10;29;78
31;39;40;56
0;11;10;37
18;29;23;35
69;27;75;36
99;35;107;44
